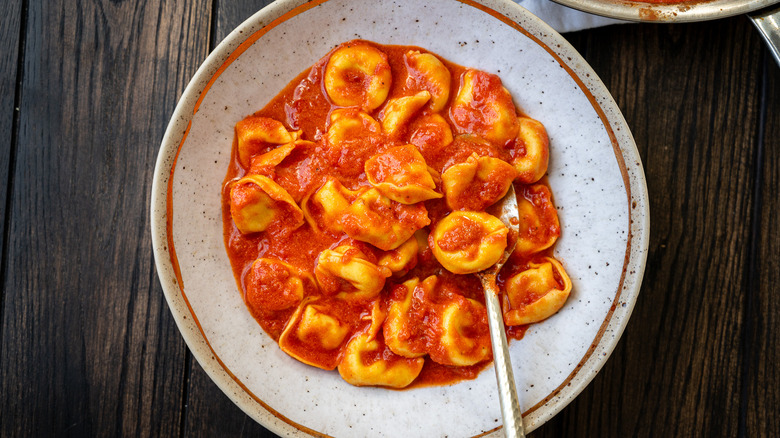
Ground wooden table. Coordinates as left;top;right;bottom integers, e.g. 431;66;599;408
1;1;777;436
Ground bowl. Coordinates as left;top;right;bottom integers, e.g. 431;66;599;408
150;0;649;436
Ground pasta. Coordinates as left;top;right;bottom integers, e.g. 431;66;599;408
432;296;491;366
244;258;314;312
324;109;384;179
442;153;517;211
324;42;392;111
515;183;561;256
229;174;303;234
235;116;299;167
503;257;572;326
384;277;428;358
338;301;425;388
511;117;549;184
315;243;391;301
450;69;520;146
429;211;508;274
278;298;352;370
300;177;355;234
404;51;451;112
377;235;419;276
340;187;430;250
380;91;432;138
222;40;569;388
364;144;442;204
408;113;453;154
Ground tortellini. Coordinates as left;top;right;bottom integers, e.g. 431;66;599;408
279;299;352;370
380;91;431;138
516;183;561;256
244;258;314;312
326;108;382;150
442;153;517;211
408;113;454;158
338;301;424;388
384;275;491;367
364;144;442;204
300;177;356;234
224;40;569;389
430;211;508;274
429;296;491;366
504;257;572;326
511;117;549;184
324;42;392;111
377;236;418;276
247;141;298;174
404;50;451;112
383;277;428;358
314;244;391;301
325;109;384;178
450;69;520;146
432;134;505;176
235;116;299;167
341;188;431;251
303;177;431;250
229;175;304;234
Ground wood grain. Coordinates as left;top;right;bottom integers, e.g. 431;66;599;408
185;363;278;437
534;18;763;438
212;0;275;47
0;0;22;296
0;1;210;436
744;51;780;437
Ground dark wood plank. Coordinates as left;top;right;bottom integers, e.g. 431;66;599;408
533;18;763;437
186;362;279;437
744;52;780;437
182;2;281;436
212;0;275;47
0;0;22;292
0;1;210;436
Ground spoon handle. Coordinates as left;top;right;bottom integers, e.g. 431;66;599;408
483;276;525;438
750;4;780;68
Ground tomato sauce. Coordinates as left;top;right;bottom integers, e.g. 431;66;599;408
436;214;484;255
222;40;562;388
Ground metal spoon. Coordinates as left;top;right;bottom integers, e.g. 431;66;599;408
477;184;524;438
750;4;780;67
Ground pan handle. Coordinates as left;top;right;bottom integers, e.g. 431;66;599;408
750;5;780;67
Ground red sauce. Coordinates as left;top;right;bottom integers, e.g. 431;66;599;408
436;215;484;254
280;297;366;370
222;40;562;388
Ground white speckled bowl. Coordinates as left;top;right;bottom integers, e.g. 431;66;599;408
150;0;649;436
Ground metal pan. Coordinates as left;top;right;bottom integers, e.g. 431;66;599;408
550;0;780;65
551;0;775;22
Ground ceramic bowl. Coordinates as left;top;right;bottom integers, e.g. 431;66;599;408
150;0;649;436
